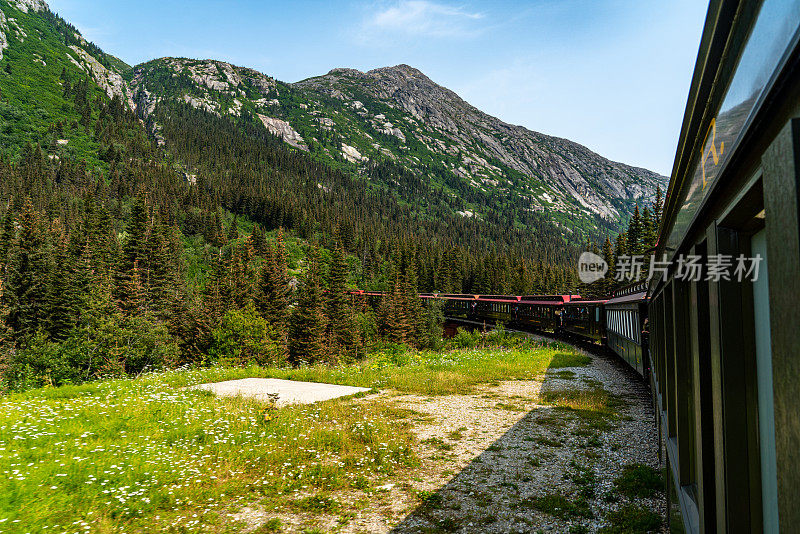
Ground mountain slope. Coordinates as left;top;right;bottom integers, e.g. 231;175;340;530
128;59;666;238
0;0;580;284
0;0;141;164
0;0;665;243
296;65;665;219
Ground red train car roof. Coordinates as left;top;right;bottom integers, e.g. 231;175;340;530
565;299;609;305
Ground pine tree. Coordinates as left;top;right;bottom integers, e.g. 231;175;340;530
601;236;615;296
325;241;359;362
613;233;628;287
289;246;327;364
0;210;13;267
3;200;53;340
652;186;663;228
255;230;291;355
627;205;642;257
46;219;78;340
403;248;424;345
114;193;149;312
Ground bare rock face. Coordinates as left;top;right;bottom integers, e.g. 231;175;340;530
297;65;665;220
129;57;665;229
258;115;308;151
9;0;48;13
341;143;363;163
0;11;8;61
68;45;134;109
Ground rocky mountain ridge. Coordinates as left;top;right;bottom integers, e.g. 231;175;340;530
127;58;665;230
0;0;666;237
296;64;664;220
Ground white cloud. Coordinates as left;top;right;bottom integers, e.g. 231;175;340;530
359;1;484;40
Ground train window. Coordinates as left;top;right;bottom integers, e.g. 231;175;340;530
674;278;696;488
752;228;778;531
664;283;676;438
690;239;717;529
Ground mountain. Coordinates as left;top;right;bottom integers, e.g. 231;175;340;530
0;0;664;248
296;65;664;219
0;0;667;391
0;0;141;163
127;59;666;237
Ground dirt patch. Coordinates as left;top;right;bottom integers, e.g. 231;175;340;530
226;351;664;533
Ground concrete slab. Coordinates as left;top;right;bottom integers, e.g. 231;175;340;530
190;378;371;407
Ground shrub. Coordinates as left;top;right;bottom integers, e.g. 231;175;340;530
209;305;285;367
452;327;482;348
485;323;509;345
81;314;179;376
419;300;444;349
0;331;74;391
355;309;378;349
0;315;179;391
368;342;415;368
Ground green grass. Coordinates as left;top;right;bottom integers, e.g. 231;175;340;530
0;372;418;532
0;341;589;532
255;517;283;532
423;437;454;451
524;494;593;519
613;463;663;498
134;340;587;397
599;504;662;533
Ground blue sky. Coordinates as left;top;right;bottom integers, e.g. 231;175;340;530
46;0;708;176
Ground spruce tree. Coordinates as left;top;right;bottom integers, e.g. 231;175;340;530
627;205;642;257
0;210;13;267
46;220;78;340
326;241;359;362
4;200;53;340
601;237;615;296
652;186;663;228
114;193;149;312
289;246;326;364
255;230;291;354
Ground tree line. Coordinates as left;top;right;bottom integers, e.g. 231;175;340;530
0;63;654;392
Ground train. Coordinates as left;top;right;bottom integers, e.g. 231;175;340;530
352;286;652;379
647;0;800;532
415;284;652;378
350;287;651;379
429;1;800;530
352;3;800;530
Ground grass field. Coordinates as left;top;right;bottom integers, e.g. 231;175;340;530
0;338;589;533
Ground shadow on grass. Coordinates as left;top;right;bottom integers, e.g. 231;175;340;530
387;354;659;534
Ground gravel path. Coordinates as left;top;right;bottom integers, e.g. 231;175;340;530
233;349;665;533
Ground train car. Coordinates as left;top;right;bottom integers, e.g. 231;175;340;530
648;0;800;531
560;298;607;344
604;282;649;377
515;295;577;332
474;295;522;324
437;294;478;320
